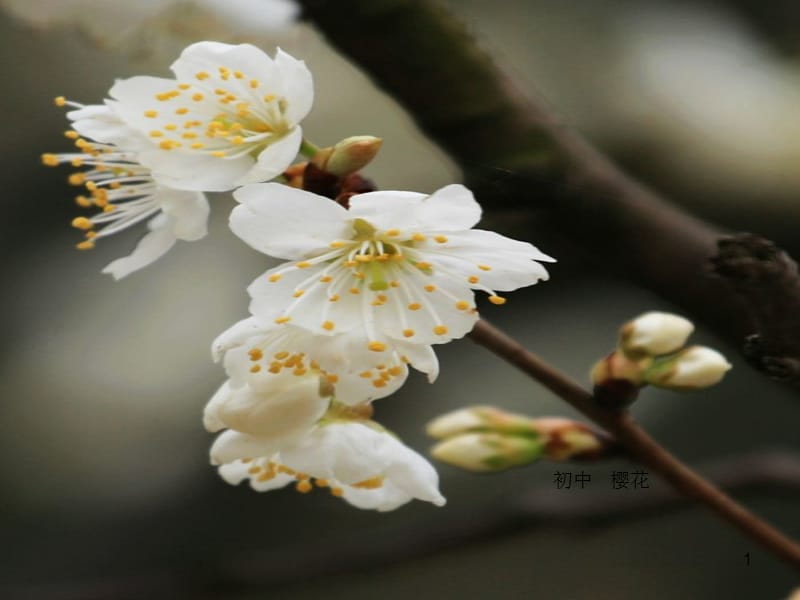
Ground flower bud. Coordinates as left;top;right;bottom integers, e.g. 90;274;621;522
426;405;537;439
530;418;608;461
431;432;544;472
311;136;383;177
644;346;732;390
620;311;694;357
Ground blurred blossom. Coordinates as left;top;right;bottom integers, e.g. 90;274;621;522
1;0;299;48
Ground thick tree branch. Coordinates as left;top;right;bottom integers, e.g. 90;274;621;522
297;0;800;355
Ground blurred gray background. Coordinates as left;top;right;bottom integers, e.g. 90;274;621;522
0;0;798;598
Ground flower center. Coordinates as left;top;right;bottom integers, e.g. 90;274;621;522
143;65;290;158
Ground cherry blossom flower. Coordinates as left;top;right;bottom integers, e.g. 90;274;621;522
42;102;208;279
107;41;312;191
213;316;439;405
212;421;446;512
230;182;554;347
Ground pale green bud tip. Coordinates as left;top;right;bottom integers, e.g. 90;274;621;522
646;346;732;390
315;135;383;177
431;432;544;472
620;311;694;356
426;405;543;438
426;407;487;439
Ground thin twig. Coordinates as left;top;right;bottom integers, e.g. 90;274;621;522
468;318;800;569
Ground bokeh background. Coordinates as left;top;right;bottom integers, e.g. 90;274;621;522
0;1;798;598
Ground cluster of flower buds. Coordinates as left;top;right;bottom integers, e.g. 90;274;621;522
42;41;556;510
427;406;612;472
591;312;731;405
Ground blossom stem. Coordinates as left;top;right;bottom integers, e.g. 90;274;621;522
469;318;800;570
299;138;321;158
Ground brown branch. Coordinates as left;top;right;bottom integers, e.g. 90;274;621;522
468;319;800;570
296;0;800;362
712;234;800;383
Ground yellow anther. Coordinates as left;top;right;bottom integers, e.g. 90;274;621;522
75;196;92;208
402;329;415;338
182;132;198;139
268;273;282;282
68;173;85;186
408;303;421;311
248;348;263;361
359;371;373;379
373;379;387;388
195;71;210;80
231;135;245;145
424;284;436;292
85;231;97;239
328;294;340;302
388;366;404;376
155;93;170;101
455;301;470;310
69;158;83;167
293;367;307;376
385;229;400;236
433;325;449;335
164;124;177;131
434;235;448;243
71;216;93;230
54;96;66;107
274;351;289;360
329;241;346;248
102;205;116;213
249;79;260;88
352;477;384;489
390;281;400;288
41;153;59;166
330;487;344;497
478;264;492;271
247;465;261;474
412;233;426;242
263;94;276;102
322;321;335;331
159;140;177;150
325;374;339;384
149;130;164;137
144;110;158;118
192;93;204;101
468;276;480;284
211;151;226;157
233;70;244;79
64;130;79;140
190;142;205;149
296;480;313;493
488;295;507;305
178;83;191;90
349;287;360;295
296;261;312;268
416;262;432;270
319;276;332;283
344;260;357;267
250;364;261;373
109;181;121;189
368;341;387;352
257;472;275;482
355;255;372;263
76;240;95;250
315;478;329;488
274;316;291;324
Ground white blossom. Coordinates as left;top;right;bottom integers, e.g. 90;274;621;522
107;41;312;191
621;311;694;356
647;345;732;390
212;421;446;511
43;102;209;279
230;183;554;348
213;316;439;405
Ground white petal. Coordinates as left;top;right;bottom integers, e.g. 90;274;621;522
108;75;181;134
195;0;300;34
348;191;427;232
379;435;446;506
235;126;303;185
211;429;297;465
394;342;439;383
139;148;254;192
212;316;265;361
101;215;177;280
231;183;350;259
171;41;281;89
68;103;150;149
204;380;233;433
158;188;209;241
414;184;482;231
274;48;314;124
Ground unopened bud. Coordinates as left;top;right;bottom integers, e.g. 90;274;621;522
644;346;731;390
431;432;544;472
529;418;609;461
590;351;645;407
311;135;383;177
426;405;537;439
620;311;694;357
